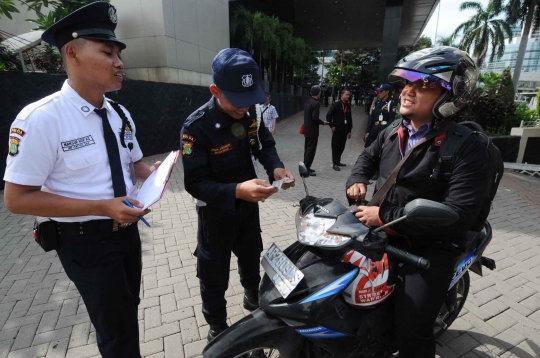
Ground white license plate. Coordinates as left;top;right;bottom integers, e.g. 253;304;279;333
262;244;304;298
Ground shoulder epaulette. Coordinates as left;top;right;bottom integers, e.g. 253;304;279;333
17;94;57;120
184;109;206;128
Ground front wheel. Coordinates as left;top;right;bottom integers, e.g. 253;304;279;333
233;349;280;358
433;271;470;338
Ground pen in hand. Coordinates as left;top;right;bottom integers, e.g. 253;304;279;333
122;199;151;228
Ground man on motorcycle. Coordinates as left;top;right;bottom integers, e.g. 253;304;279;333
345;47;491;357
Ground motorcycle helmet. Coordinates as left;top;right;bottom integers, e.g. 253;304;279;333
388;46;478;121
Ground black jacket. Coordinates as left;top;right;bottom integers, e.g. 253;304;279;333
327;100;352;133
346;119;490;246
181;98;284;214
303;97;325;138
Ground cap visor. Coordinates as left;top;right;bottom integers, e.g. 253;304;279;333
81;35;126;50
220;85;267;108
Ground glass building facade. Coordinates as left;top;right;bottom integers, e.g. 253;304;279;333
482;27;540;73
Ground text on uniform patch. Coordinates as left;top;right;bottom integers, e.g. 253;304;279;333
61;135;96;152
210;143;233;155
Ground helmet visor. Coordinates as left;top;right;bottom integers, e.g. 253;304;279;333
389;69;452;91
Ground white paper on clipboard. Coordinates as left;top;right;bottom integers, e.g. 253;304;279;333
137;151;179;210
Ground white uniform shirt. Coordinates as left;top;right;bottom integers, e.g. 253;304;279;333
4;80;144;222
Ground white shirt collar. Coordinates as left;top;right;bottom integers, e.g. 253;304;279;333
61;80;114;117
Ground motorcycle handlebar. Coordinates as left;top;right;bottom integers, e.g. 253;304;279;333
386;245;430;270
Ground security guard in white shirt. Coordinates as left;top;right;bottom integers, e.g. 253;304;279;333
3;2;159;357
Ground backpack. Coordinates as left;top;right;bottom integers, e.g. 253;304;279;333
430;121;504;230
383;120;503;230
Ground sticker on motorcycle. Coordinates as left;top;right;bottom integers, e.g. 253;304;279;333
341;250;394;307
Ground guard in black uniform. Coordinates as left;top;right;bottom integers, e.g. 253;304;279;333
327;89;353;171
303;85;328;176
364;84;397;148
181;48;295;343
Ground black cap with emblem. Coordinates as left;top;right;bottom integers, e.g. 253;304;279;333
41;1;126;50
212;48;266;108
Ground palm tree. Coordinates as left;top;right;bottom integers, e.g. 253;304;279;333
452;1;513;67
231;5;258;56
436;35;459;47
275;22;293;84
493;0;539;92
255;15;280;81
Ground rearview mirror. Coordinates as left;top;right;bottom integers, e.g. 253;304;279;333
298;162;310;178
404;199;459;226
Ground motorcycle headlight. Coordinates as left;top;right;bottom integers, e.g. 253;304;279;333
295;210;351;247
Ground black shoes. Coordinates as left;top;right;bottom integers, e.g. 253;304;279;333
333;164;340;171
307;168;316;176
337;163;346;167
207;322;229;342
308;168;316;173
243;288;260;311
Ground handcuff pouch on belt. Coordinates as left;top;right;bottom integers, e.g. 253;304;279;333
33;217;59;252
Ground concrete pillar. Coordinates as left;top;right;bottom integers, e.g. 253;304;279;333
378;0;403;85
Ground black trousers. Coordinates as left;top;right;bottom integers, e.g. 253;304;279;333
331;127;349;164
304;137;319;169
196;202;263;325
56;222;142;358
394;244;460;358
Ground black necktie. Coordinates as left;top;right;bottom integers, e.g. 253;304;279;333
94;108;126;197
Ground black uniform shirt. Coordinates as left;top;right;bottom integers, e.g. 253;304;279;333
366;98;397;134
181;97;284;214
326;100;353;133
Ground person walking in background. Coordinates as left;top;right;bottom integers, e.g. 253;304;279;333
261;93;279;135
365;84;397;148
303;85;328;176
324;87;330;107
327;89;352;171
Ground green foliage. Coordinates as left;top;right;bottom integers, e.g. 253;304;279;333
436;35;458;47
496;67;515;104
513;103;539;126
0;0;19;19
27;44;64;73
452;1;513;66
0;38;22;71
536;87;540;116
24;0;109;30
231;5;314;85
477;71;501;96
458;93;517;134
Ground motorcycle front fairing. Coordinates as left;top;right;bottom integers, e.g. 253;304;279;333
258;243;395;356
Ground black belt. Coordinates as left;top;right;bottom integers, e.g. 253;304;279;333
55;219;129;236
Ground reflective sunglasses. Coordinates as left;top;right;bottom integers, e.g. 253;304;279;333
389;68;452;91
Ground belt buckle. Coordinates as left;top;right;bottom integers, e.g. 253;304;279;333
112;222;120;232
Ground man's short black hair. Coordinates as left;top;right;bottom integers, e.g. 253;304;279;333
311;86;321;96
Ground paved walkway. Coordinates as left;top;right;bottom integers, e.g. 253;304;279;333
1;104;540;358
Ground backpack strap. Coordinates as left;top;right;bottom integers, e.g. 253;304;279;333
381;119;401;144
431;124;474;181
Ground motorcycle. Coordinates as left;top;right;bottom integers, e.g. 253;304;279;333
203;163;496;358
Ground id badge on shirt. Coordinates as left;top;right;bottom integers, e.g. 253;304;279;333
127;144;136;185
344;120;347;124
379;114;383;121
